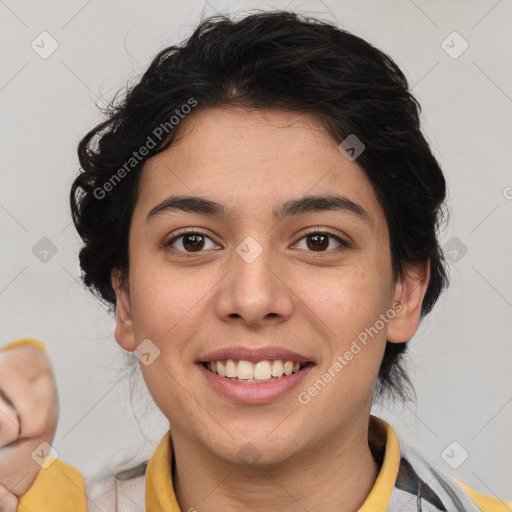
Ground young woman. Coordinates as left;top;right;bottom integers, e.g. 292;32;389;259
5;10;510;512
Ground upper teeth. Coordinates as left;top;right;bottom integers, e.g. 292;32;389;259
206;359;302;380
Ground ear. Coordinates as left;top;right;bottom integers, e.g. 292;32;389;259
111;269;137;352
386;260;430;344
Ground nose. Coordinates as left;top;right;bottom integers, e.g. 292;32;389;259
214;241;294;328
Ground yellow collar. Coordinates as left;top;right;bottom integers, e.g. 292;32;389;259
146;414;400;511
145;428;181;511
359;415;401;511
17;458;87;512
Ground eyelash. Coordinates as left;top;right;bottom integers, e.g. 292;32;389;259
163;228;350;257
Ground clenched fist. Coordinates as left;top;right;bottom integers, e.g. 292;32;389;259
0;339;59;511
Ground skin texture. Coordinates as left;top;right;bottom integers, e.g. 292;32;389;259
112;107;429;512
0;485;18;512
0;347;59;510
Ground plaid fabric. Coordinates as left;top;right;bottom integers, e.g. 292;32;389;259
388;444;484;512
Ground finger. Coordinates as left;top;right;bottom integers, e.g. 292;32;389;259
0;484;18;512
0;392;21;447
0;347;58;439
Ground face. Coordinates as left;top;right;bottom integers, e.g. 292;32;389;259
113;107;428;465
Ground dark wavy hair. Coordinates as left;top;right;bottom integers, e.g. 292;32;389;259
70;10;449;403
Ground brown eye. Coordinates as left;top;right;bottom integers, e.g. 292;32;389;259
164;231;219;254
181;233;206;252
295;232;348;252
306;233;329;251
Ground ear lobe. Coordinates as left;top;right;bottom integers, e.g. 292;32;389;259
111;269;137;352
386;260;430;344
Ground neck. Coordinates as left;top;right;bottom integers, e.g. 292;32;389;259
171;415;380;512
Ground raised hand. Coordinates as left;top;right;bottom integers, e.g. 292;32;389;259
0;339;59;511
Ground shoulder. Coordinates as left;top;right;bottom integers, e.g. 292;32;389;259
455;480;512;512
17;457;88;512
397;443;511;512
85;461;147;512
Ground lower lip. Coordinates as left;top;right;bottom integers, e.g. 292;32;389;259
198;363;313;404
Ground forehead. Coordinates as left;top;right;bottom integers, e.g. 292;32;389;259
135;107;385;231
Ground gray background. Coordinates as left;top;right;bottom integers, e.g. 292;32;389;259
1;0;511;501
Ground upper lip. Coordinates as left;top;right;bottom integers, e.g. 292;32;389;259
197;346;315;364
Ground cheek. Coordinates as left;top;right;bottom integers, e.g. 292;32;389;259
295;262;392;401
298;264;392;341
128;262;214;412
128;256;210;343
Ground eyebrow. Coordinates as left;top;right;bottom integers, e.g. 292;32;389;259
146;194;372;226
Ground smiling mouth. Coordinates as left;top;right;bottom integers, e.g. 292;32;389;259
202;359;313;383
